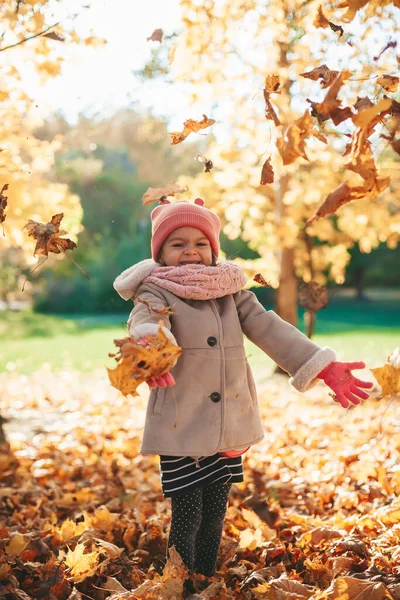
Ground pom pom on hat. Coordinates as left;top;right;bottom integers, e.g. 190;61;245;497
150;198;221;261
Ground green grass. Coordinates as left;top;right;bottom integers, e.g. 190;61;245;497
1;297;399;375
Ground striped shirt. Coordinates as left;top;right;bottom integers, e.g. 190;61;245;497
159;453;244;497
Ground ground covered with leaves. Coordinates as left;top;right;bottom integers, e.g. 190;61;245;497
1;368;400;599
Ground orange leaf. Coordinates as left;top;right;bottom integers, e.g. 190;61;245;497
169;114;215;145
23;213;76;257
142;182;186;205
147;28;163;43
377;74;399;93
260;157;274;185
301;65;339;89
263;89;281;126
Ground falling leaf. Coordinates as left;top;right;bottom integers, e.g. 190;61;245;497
260;157;274;185
374;40;397;62
265;75;281;94
23;213;76;257
43;31;65;42
263;88;281;126
62;542;100;583
352;97;392;130
276;110;315;165
313;6;344;37
253;273;272;288
137;297;175;316
377;74;399;93
107;327;182;397
0;183;9;231
195;155;214;172
307;70;353;125
142;182;186;205
169;114;215;145
336;0;370;23
299;282;328;312
329;22;344;37
301;65;339;89
147;28;163;43
371;348;400;397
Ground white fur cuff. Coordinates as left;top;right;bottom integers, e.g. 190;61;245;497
129;322;178;346
114;259;158;300
289;347;336;392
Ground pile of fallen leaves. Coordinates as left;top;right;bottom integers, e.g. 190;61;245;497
1;364;400;599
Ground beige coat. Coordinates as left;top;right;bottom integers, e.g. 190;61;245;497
114;260;336;457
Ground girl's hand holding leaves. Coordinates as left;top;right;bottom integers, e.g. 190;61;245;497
317;361;373;408
136;337;176;389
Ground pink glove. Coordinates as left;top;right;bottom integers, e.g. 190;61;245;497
136;337;176;389
317;361;373;408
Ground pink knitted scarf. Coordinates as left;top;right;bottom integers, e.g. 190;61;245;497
144;262;247;300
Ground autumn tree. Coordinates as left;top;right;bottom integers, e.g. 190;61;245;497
0;0;104;259
144;0;400;327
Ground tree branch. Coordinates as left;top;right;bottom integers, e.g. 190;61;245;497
0;22;60;52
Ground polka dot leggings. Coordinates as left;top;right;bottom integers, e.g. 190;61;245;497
167;480;231;577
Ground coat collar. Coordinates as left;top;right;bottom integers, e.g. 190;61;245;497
113;259;158;300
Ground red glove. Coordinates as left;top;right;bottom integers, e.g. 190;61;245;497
136;337;176;389
317;361;373;408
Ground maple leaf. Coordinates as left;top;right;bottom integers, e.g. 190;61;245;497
169;114;215;145
336;0;370;23
62;542;100;583
0;183;8;232
142;182;186;205
253;273;272;287
23;213;76;257
377;74;399;93
301;65;340;89
263;88;281;126
299;281;328;312
265;74;281;94
107;327;182;397
352;97;392;131
260;157;274;185
147;28;163;43
277;110;318;165
371;348;400;397
195;154;214;172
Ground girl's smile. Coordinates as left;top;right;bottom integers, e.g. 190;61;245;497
159;226;213;267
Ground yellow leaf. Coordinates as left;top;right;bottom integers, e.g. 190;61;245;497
6;533;29;557
371;349;400;397
169;114;215;145
63;542;100;583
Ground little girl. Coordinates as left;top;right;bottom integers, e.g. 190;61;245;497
113;198;372;579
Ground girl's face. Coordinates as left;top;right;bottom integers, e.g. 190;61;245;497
159;227;213;267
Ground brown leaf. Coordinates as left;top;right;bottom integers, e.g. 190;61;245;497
336;0;370;23
307;70;352;125
276;110;314;165
374;40;397;62
107;327;182;397
301;65;340;89
147;28;163;43
260;157;274;185
169;114;215;145
265;75;281;94
315;576;392;599
43;31;65;42
269;574;314;599
23;213;76;257
354;97;374;111
0;183;9;228
377;74;399;93
299;282;328;313
263;89;281;126
195;155;214;172
137;297;175;316
253;273;272;288
142;183;186;205
313;7;344;37
352;97;392;131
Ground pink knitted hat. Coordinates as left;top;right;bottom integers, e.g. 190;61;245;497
150;198;221;261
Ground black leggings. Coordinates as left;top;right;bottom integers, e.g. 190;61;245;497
167;480;231;577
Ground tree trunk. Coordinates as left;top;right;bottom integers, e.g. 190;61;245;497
275;246;298;326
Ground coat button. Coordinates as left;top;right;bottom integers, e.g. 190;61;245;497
207;336;217;347
210;392;221;402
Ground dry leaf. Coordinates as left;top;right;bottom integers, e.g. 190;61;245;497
137;297;175;316
142;182;186;205
313;7;344;37
371;348;400;397
314;575;392;599
260;157;274;185
299;282;328;312
43;31;65;42
265;75;281;94
195;155;214;172
374;40;397;62
352;97;392;131
377;74;399;93
6;533;29;557
147;28;163;43
169;114;215;145
107;327;182;397
336;0;370;23
276;110;315;165
301;65;339;89
263;89;281;126
253;273;272;288
63;542;100;583
23;213;76;257
0;183;9;230
269;574;314;599
307;70;352;125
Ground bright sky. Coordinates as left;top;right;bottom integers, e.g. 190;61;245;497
29;0;189;126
